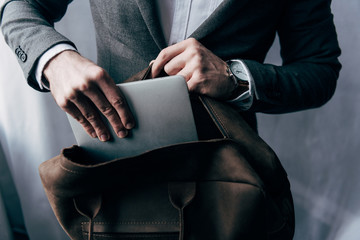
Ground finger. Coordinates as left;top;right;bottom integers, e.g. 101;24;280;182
151;42;187;77
97;78;135;131
187;78;200;94
185;77;198;94
185;71;206;95
176;67;193;82
163;54;186;76
83;85;130;138
70;93;111;142
62;101;97;139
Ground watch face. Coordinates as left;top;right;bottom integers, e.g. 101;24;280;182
230;61;248;81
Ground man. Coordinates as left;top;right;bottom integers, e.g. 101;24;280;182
0;0;341;141
0;0;341;239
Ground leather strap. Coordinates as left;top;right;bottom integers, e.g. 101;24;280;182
168;182;196;240
73;194;102;240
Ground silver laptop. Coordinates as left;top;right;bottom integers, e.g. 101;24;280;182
67;75;198;162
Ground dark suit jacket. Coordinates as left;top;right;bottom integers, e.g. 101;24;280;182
0;0;341;123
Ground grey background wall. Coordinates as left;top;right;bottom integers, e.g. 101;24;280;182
257;1;360;239
0;0;359;239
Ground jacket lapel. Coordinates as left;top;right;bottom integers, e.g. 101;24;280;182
135;0;242;48
135;0;167;50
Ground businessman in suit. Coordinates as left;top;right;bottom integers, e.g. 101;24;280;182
0;1;341;239
0;0;341;142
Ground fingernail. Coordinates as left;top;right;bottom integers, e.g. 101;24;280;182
117;129;128;138
100;134;109;142
91;132;97;138
125;122;134;129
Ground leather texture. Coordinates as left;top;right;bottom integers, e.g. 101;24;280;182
39;66;295;240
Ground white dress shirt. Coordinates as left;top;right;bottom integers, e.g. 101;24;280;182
156;0;222;45
35;0;253;110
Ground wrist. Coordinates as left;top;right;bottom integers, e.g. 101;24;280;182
43;49;79;85
35;43;77;90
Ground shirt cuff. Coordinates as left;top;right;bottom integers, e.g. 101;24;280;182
226;60;255;111
35;43;77;90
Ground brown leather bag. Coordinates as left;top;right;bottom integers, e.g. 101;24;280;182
39;67;295;240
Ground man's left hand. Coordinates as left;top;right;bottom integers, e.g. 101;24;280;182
151;38;235;100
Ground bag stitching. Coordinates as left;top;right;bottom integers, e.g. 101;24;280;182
201;97;230;138
59;162;82;175
84;232;178;238
206;99;229;137
81;221;180;225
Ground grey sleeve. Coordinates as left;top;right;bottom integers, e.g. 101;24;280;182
0;0;75;92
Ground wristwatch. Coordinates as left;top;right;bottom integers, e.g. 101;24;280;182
225;60;254;110
226;60;250;99
226;60;250;87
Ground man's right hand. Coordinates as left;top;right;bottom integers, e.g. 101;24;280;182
43;50;135;141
